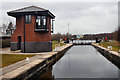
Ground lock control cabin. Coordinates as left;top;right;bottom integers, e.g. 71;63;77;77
7;6;55;53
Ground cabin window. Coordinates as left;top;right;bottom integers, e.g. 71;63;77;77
36;16;46;29
25;15;31;23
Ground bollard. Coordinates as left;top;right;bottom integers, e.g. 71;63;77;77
119;49;120;53
108;46;112;51
26;57;29;61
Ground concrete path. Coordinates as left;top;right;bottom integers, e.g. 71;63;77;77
0;47;11;54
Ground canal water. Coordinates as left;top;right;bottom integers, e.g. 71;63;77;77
39;45;119;79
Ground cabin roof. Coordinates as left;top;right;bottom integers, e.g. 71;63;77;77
7;6;55;19
9;6;47;13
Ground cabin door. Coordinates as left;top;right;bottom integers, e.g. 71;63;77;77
18;36;21;50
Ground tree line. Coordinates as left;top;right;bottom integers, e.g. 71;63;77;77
0;22;15;35
52;27;120;42
51;33;73;41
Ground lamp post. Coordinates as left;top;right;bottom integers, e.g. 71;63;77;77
68;23;69;37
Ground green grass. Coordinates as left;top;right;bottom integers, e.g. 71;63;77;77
99;41;120;52
52;41;66;50
0;54;35;67
52;41;59;50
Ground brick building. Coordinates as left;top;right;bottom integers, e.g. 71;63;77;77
7;6;55;53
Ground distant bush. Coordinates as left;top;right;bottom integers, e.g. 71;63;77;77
51;33;72;41
2;39;10;48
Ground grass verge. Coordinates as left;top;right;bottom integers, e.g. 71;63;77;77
52;41;66;50
0;54;35;67
99;41;120;52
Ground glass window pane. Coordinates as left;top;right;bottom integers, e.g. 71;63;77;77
43;19;46;25
25;15;28;22
37;16;40;19
28;15;31;22
42;16;45;19
25;15;31;23
38;19;41;26
36;19;38;22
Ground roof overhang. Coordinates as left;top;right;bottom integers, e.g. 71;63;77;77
7;10;55;19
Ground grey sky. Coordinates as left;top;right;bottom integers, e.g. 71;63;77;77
0;0;119;34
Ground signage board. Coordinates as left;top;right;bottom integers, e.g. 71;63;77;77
76;35;84;39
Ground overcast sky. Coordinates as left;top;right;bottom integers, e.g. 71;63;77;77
0;0;119;35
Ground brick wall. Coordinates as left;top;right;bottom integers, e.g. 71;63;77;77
11;15;51;42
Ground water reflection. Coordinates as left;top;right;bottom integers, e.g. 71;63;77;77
52;46;118;78
38;46;119;79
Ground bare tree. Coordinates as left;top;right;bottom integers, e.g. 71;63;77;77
6;22;14;35
1;23;7;33
51;33;73;41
